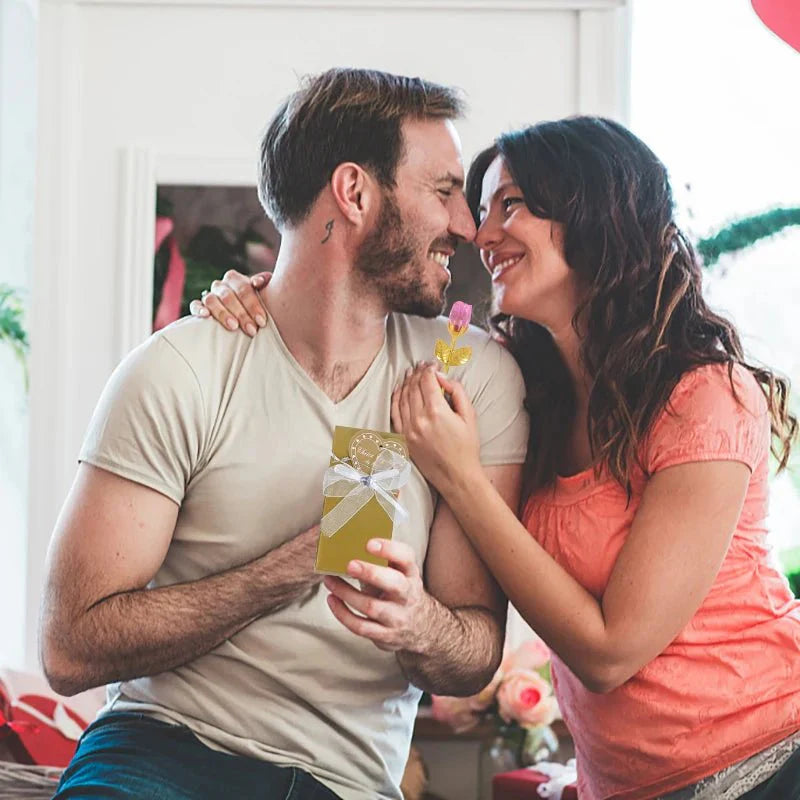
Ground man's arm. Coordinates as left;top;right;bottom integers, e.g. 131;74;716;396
395;465;517;695
40;464;321;697
325;464;520;697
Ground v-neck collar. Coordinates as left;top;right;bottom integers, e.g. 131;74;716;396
264;314;390;409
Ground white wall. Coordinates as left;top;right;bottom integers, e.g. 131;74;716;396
0;0;38;670
26;0;629;676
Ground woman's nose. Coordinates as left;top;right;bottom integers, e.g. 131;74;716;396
475;217;502;252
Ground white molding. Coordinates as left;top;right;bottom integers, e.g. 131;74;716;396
117;148;156;360
26;0;82;672
576;4;632;121
155;154;255;187
48;0;626;9
117;150;256;362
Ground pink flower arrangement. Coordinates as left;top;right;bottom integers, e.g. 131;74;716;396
431;636;559;736
497;670;559;728
502;637;550;673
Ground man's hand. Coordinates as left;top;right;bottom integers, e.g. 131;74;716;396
323;539;434;653
263;523;324;606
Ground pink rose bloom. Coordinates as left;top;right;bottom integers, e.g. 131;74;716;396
448;301;472;334
523;694;560;728
497;669;558;729
506;637;551;672
431;694;479;734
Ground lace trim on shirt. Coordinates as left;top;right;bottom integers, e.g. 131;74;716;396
658;730;800;800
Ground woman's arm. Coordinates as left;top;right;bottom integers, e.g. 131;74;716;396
393;366;750;693
445;458;747;693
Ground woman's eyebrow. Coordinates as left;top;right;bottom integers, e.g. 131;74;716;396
480;181;521;212
493;181;518;196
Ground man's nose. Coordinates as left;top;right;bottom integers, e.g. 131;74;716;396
449;195;477;243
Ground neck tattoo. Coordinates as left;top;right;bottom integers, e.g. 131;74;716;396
321;219;334;244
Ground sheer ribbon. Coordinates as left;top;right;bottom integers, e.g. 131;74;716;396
320;449;410;537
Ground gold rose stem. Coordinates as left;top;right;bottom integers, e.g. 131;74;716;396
435;325;471;396
443;333;457;374
439;331;457;393
445;329;462;371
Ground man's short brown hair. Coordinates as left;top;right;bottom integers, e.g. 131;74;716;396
258;68;465;229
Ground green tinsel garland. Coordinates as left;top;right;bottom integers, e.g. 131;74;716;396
696;207;800;268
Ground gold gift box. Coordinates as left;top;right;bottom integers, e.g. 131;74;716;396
315;425;409;576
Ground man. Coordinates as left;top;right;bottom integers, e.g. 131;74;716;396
42;68;528;800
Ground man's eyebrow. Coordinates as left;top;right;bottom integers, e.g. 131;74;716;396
435;172;465;189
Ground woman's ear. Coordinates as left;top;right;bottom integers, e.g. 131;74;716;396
330;162;379;227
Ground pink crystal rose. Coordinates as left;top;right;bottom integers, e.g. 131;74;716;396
448;301;472;334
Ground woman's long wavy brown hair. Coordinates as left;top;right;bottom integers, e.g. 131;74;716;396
466;117;796;502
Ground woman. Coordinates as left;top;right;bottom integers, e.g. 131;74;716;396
191;117;800;799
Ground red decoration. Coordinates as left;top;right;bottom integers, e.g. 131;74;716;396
2;694;86;767
493;768;578;800
0;670;104;768
752;0;800;52
153;216;187;331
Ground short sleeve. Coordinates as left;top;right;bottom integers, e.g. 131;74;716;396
468;337;530;467
78;333;207;505
644;364;769;475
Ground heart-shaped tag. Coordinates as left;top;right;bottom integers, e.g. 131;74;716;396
349;431;408;474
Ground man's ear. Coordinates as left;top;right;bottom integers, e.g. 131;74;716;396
330;162;378;226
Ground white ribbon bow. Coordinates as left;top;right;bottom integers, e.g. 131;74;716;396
531;759;578;800
320;449;411;537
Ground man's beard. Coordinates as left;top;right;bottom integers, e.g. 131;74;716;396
354;190;448;318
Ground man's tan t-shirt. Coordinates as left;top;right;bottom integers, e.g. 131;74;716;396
79;312;528;800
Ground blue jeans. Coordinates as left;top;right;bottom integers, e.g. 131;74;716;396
739;742;800;799
54;712;342;800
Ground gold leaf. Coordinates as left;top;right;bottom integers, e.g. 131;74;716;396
449;346;472;366
434;339;452;364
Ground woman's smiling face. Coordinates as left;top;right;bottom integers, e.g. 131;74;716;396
475;155;583;330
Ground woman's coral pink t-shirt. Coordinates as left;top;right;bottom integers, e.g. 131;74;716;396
523;364;800;799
